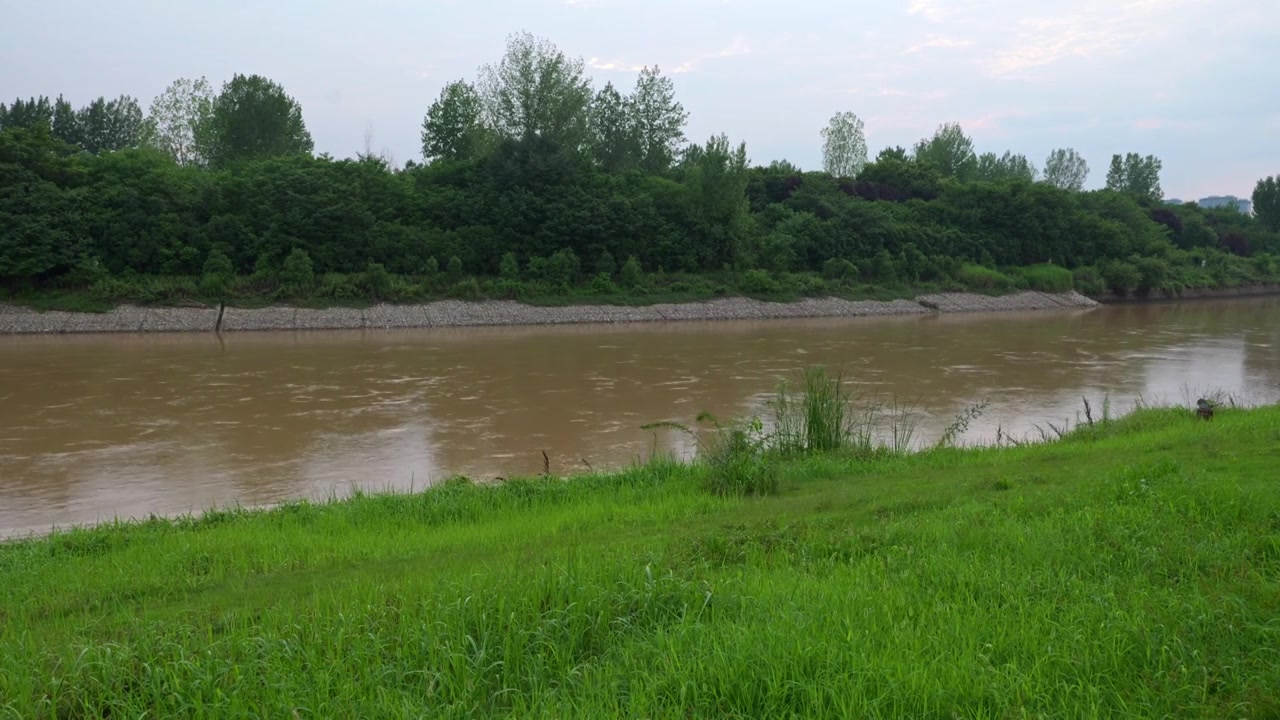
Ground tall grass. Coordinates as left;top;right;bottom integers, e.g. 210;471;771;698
1015;263;1075;292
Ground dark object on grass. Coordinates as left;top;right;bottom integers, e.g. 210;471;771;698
1196;398;1215;420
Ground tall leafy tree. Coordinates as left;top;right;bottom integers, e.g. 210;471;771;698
477;31;593;149
913;122;976;180
147;77;214;166
629;66;687;173
1042;148;1089;191
975;151;1037;182
1106;152;1163;201
588;82;637;172
50;96;80;147
820;111;868;178
0;96;53;131
75;95;146;154
1254;175;1280;232
685;133;751;268
421;80;486;163
201;74;313;168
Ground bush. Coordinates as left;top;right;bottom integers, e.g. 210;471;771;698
1072;266;1106;296
643;414;778;497
619;256;644;289
1017;263;1074;292
896;243;928;283
1252;253;1278;280
201;249;235;298
822;258;857;281
448;278;482;300
1100;259;1141;293
1133;256;1170;291
866;250;897;284
280;249;315;292
739;269;779;295
595;250;616;278
317;273;360;299
543;249;581;286
499;252;520;281
446;256;464;283
957;263;1014;291
589;272;618;295
361;262;392;299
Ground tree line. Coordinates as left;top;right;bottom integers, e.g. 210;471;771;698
2;31;1278;307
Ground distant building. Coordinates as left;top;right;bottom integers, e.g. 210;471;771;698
1197;196;1253;215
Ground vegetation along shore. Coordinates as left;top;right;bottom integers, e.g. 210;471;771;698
2;368;1278;717
4;32;1280;317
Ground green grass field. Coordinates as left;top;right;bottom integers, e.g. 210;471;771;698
2;404;1279;718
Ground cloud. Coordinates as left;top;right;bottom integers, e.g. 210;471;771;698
985;0;1213;76
906;0;949;21
671;36;751;74
905;34;975;53
586;57;645;72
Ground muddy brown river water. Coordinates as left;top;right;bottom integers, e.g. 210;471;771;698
2;297;1278;536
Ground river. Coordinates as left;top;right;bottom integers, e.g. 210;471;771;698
2;297;1278;536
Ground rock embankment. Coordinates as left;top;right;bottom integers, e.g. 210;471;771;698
0;291;1098;334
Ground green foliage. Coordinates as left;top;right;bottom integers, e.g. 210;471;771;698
1254;176;1280;233
957;263;1014;291
1016;263;1074;292
1072;266;1105;295
446;256;464;283
619;255;644;289
866;250;897;284
594;250;616;277
499;252;520;280
1100;259;1142;293
913;122;976;180
3;48;1276;306
421;80;487;163
361;262;392;299
1133;255;1170;291
280;248;315;291
739;269;778;294
822;258;857;281
200;248;234;297
542;248;581;286
201;73;313;168
1106;153;1163;201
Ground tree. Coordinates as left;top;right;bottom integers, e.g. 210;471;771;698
629;66;687;173
1105;153;1162;201
147;77;215;166
0;96;53;131
588;82;636;172
686;133;751;268
913;122;976;180
201;74;313;168
51;96;80;147
975;151;1037;182
877;146;909;162
75;95;146;154
1253;176;1280;232
477;31;593;149
1042;148;1089;191
820;111;868;178
421;80;487;163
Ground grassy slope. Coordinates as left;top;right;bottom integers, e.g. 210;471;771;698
2;407;1279;718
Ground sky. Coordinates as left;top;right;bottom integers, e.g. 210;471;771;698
2;0;1276;200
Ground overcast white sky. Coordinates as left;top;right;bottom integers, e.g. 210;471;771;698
2;0;1276;199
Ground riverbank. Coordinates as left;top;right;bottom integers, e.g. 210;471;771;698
0;290;1098;334
1096;281;1280;304
2;403;1278;716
